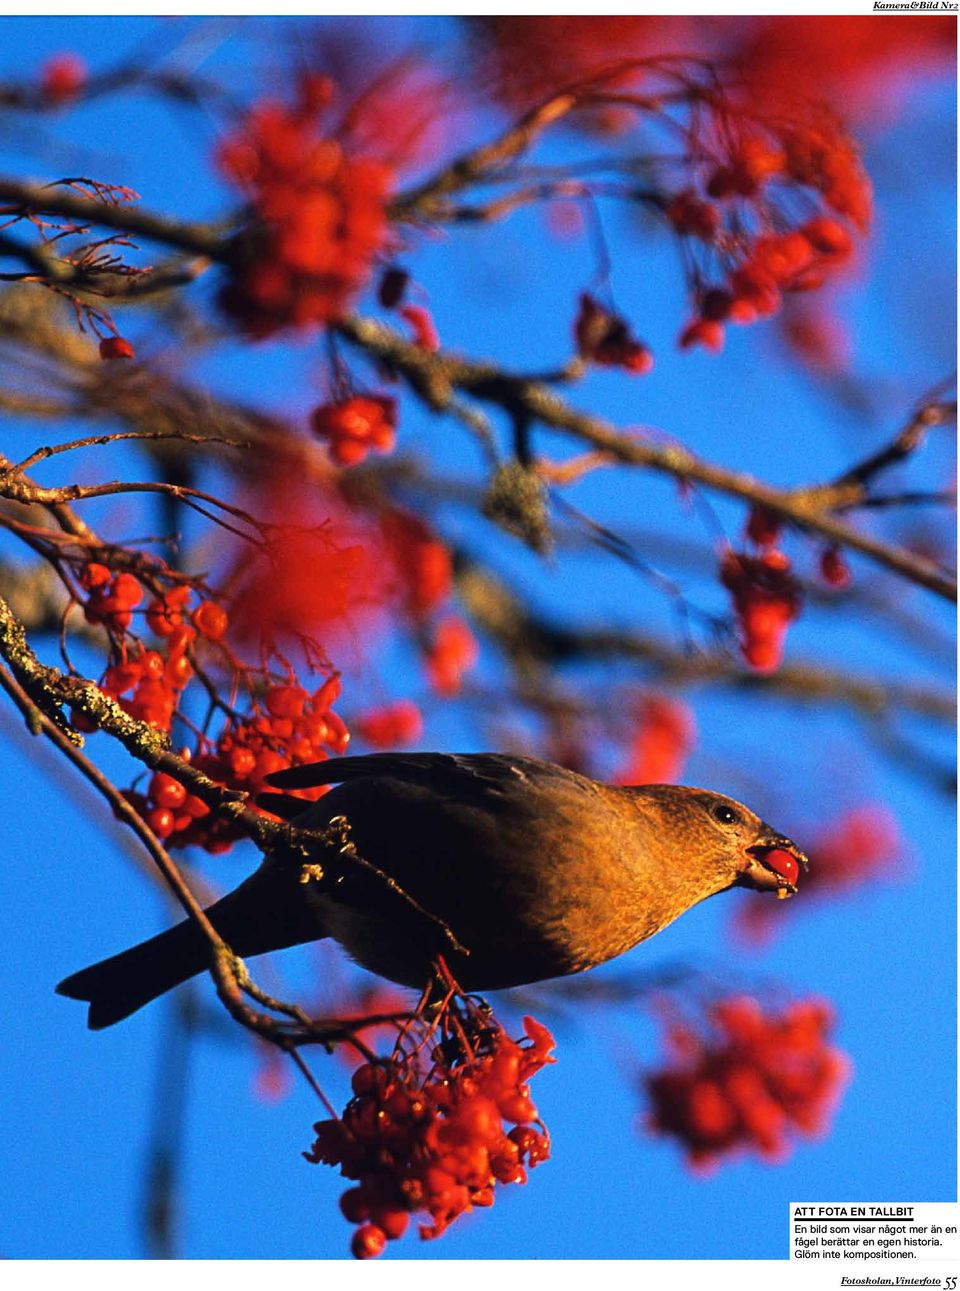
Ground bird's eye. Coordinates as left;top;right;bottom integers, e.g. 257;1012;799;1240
712;803;741;826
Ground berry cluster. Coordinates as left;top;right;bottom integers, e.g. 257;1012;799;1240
672;109;870;352
128;769;212;849
79;566;230;732
474;16;954;132
101;634;192;731
615;694;695;786
217;73;392;337
309;395;397;467
76;556;351;855
645;994;851;1171
720;548;802;674
305;1012;554;1258
132;677;349;854
80;563;144;635
733;504;853;668
574;294;653;374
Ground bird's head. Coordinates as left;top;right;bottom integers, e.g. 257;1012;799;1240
626;785;809;899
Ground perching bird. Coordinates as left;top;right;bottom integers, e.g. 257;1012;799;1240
57;752;807;1029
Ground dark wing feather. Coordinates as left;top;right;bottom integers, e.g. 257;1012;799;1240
263;752;459;790
256;791;318;820
263;751;593;796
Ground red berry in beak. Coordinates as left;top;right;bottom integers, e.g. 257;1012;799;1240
760;847;800;887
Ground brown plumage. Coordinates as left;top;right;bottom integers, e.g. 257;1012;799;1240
57;752;808;1029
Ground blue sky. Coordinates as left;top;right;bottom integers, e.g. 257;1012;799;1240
0;16;955;1262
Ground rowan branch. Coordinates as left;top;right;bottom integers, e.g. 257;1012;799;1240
335;315;956;601
456;560;955;726
389;91;581;221
828;398;956;503
0;177;228;258
0;457;265;539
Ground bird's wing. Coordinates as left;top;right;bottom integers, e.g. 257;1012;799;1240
263;751;593;797
255;792;315;820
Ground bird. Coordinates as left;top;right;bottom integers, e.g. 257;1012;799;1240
57;751;808;1029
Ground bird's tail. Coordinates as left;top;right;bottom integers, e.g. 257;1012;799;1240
57;919;209;1030
57;866;323;1029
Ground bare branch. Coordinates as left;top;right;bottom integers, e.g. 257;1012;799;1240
335;315;957;601
0;176;228;258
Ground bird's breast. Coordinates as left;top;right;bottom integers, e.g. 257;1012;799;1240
303;776;668;991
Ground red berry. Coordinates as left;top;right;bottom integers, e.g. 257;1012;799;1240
742;632;785;674
745;506;783;549
147;806;175;839
351;1224;387;1260
802;217;853;259
351;1064;385;1097
141;651;166;680
70;707;98;734
192;600;229;641
622;343;655;375
80;562;111;590
310;396;396;467
254;750;288;781
752;232;814;282
105;607;133;632
679;319;725;352
400;303;440;352
102;660;143;695
112;572;143;608
666;190;720;239
355;700;423;749
759;549;791;573
339;1188;370;1224
265;685;308;720
229;747;257;779
727;299;758;325
149;772;188;811
184;794;211;820
820;546;851;588
296;71;333;115
99;336;135;362
147;598;179;637
327;437;369;467
497;1088;537;1124
164;652;193;690
760;847;801;887
166;623;196;654
40;53;87;104
374;1208;409;1240
312;676;342;710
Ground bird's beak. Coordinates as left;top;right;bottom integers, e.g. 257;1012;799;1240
738;825;809;899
